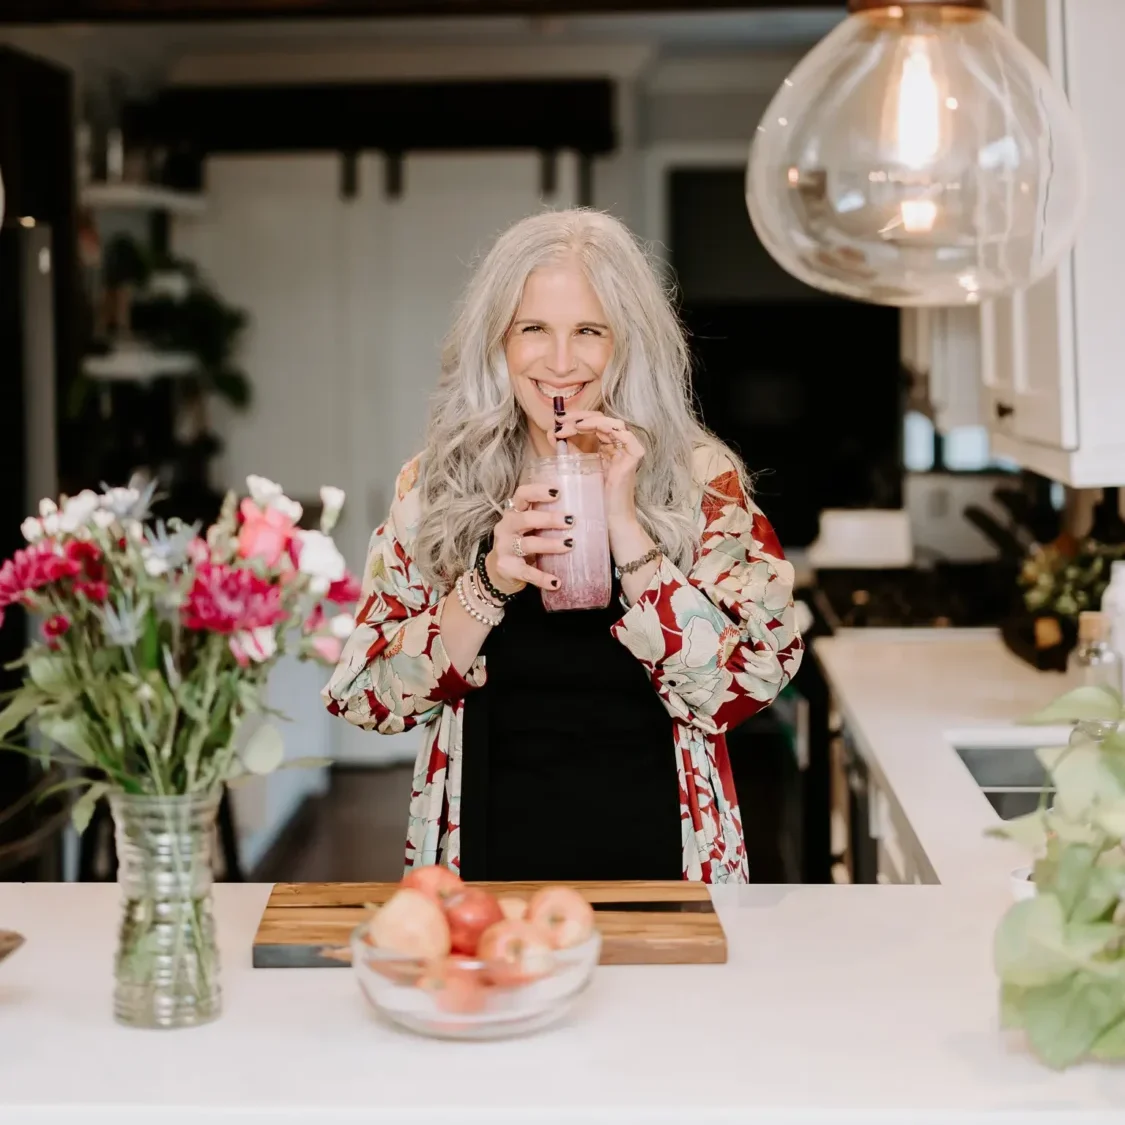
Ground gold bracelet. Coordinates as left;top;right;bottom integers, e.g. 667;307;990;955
615;546;662;577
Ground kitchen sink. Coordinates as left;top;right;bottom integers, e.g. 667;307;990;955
953;744;1053;821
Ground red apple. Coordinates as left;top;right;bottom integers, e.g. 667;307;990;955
478;919;555;987
367;888;451;959
418;956;487;1014
401;864;464;905
497;895;529;921
527;886;596;950
444;886;505;956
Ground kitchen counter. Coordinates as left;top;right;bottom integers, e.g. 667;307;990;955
4;629;1124;1123
812;628;1069;890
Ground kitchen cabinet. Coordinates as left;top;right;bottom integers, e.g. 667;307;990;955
981;0;1125;486
901;306;982;432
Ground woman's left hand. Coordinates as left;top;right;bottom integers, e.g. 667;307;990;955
552;410;643;520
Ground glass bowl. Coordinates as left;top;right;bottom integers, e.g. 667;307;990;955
351;924;601;1040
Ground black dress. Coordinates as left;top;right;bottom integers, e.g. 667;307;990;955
458;577;683;882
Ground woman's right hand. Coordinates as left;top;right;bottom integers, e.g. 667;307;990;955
485;483;573;595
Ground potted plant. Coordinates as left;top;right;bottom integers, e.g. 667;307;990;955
990;683;1125;1067
0;475;360;1028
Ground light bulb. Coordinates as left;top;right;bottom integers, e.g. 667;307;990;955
746;0;1087;306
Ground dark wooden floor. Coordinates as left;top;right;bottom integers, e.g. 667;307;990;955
253;712;802;884
254;766;415;883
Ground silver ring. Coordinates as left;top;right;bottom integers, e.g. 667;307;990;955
505;497;517;511
513;534;525;559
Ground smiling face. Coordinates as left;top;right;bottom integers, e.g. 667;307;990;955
504;258;614;450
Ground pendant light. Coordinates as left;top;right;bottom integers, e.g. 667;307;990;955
745;0;1086;307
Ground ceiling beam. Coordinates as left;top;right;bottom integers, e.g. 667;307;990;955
0;0;844;25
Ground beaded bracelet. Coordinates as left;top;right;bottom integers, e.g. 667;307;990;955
456;573;503;629
469;569;505;612
475;547;518;604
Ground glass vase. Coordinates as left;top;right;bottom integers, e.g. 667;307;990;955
109;791;222;1029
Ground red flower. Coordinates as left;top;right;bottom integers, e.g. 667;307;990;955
76;580;109;604
182;562;287;635
303;603;326;634
326;572;362;606
0;542;80;614
42;614;70;647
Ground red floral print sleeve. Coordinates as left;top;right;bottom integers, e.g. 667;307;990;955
610;450;803;736
321;460;485;734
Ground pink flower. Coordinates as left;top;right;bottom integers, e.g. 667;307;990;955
309;635;343;664
42;614;70;648
229;625;279;668
326;571;362;606
237;499;296;569
63;540;108;604
186;537;210;567
182;562;286;635
76;580;109;604
0;542;81;615
303;604;326;634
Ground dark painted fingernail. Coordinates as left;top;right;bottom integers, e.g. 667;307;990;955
564;538;574;548
554;421;562;432
552;578;560;588
565;515;574;526
553;395;566;415
549;488;559;498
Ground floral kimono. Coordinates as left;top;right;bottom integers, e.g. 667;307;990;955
322;448;804;883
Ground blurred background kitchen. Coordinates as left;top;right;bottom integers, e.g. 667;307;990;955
2;0;1118;890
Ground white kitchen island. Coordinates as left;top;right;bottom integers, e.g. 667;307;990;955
4;630;1125;1123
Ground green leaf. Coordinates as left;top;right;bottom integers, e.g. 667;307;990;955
70;782;110;835
28;653;70;695
1096;798;1125;838
987;810;1051;853
994;895;1118;987
1092;1014;1125;1061
0;691;45;741
241;724;284;775
138;611;160;673
1039;742;1125;819
1000;981;1028;1030
37;775;99;802
38;715;96;765
1022;973;1125;1070
1024;685;1123;726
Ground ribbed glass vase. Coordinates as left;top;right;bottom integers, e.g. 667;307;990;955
109;791;222;1029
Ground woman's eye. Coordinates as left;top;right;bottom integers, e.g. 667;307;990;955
578;328;600;336
522;325;543;333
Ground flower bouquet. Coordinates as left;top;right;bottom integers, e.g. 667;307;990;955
0;475;360;1028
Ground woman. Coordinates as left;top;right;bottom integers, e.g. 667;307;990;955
323;208;803;884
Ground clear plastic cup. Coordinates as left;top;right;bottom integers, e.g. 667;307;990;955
527;453;611;612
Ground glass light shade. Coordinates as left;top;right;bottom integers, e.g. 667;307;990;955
745;2;1087;307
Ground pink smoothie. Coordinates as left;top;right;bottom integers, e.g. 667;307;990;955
530;456;611;612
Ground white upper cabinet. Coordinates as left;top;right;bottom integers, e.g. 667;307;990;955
902;306;983;432
981;0;1125;485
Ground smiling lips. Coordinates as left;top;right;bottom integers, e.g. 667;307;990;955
534;380;584;400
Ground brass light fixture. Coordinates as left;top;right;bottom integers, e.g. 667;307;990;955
745;0;1086;306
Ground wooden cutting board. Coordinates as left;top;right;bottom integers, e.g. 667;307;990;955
252;880;727;968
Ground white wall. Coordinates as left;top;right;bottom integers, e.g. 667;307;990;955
175;149;579;767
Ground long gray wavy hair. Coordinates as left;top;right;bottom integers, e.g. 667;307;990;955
413;207;749;591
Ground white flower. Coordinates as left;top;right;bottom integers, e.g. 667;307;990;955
329;613;355;640
273;495;303;523
39;498;58;518
309;576;331;598
125;520;145;543
246;475;284;506
42;513;59;536
58;490;101;533
319;486;346;532
21;517;43;543
92;509;116;531
144;554;169;577
296;530;347;585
